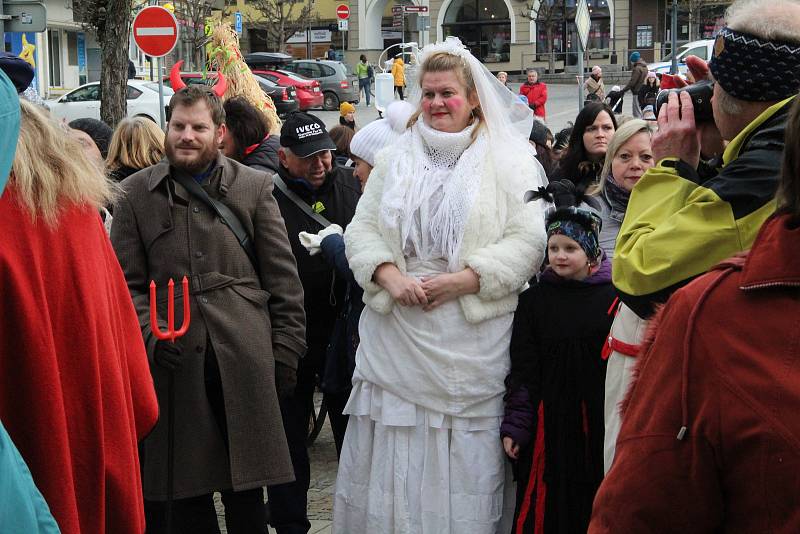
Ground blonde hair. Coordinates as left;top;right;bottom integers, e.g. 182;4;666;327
12;99;117;225
407;51;486;142
107;117;165;172
591;119;654;195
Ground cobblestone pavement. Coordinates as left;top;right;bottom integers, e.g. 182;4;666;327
215;393;338;532
307;401;338;522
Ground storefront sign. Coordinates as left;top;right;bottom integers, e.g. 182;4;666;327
287;29;332;43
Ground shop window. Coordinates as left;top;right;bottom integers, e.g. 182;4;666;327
67;31;78;66
442;0;511;62
535;0;609;56
48;30;61;87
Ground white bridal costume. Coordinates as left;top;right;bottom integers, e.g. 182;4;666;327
333;38;548;534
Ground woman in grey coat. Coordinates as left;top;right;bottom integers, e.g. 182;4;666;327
588;119;655;259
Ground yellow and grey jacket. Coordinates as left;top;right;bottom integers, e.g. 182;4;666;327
613;95;795;318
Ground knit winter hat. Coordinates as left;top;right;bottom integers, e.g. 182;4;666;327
350;100;414;166
630;51;641;63
709;26;800;102
545;208;603;262
646;71;657;79
339;102;355;117
0;52;33;93
68;118;113;159
526;179;603;262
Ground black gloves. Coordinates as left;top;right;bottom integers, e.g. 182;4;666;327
275;362;297;400
153;339;183;371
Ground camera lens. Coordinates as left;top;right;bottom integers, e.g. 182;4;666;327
654;80;714;122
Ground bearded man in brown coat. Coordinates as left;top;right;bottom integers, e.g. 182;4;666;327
111;85;307;534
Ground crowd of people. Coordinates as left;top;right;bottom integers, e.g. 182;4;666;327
2;0;800;533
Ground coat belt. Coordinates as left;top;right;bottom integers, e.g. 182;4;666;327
188;272;260;295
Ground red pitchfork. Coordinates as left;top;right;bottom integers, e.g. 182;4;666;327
148;276;190;534
149;277;191;342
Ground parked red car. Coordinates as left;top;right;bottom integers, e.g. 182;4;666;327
252;69;324;111
164;72;299;118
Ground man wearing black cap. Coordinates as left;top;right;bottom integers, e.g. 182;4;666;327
267;111;360;534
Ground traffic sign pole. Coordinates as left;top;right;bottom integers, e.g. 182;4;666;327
335;4;349;58
133;5;179;130
158;57;165;129
574;0;590;111
577;41;584;111
401;12;405;59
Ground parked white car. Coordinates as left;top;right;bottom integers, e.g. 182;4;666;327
649;39;715;76
47;80;174;124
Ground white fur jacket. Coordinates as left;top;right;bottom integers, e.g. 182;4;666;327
344;144;547;324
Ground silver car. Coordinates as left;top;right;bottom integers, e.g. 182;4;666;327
283;59;360;111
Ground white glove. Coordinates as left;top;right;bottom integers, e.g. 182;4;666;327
298;224;343;256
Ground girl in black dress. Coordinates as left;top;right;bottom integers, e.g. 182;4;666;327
502;188;616;534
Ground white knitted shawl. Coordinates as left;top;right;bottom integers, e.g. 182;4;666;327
379;119;487;272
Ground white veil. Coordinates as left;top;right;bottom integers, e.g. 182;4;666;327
405;37;548;197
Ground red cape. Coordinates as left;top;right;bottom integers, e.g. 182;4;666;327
0;187;158;534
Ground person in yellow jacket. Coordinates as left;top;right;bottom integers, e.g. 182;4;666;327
391;56;405;100
603;0;800;475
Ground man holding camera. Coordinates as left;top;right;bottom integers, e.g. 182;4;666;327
613;0;800;320
599;0;800;480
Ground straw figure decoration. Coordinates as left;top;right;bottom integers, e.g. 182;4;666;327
205;20;282;133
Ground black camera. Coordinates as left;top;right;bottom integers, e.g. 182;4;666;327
655;79;715;122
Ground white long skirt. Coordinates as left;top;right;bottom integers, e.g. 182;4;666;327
333;381;515;534
333;257;515;534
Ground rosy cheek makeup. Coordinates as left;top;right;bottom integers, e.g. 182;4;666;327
444;96;465;112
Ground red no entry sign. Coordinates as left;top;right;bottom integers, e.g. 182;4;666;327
133;6;179;58
336;4;350;20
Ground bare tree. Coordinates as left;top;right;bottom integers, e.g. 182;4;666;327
72;0;134;126
678;0;730;41
172;0;219;69
521;0;565;74
247;0;316;52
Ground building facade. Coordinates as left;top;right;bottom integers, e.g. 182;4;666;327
5;0;102;97
7;0;731;96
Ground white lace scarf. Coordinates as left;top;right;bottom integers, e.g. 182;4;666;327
380;120;486;271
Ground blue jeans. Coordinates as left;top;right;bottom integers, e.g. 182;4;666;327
358;77;371;105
